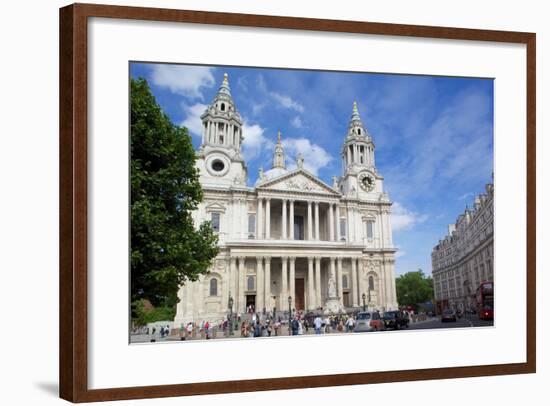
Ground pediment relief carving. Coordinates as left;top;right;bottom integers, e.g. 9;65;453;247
258;170;339;196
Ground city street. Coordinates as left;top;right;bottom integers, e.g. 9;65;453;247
409;315;493;330
130;314;494;343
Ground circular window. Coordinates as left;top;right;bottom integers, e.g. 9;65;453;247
211;159;225;172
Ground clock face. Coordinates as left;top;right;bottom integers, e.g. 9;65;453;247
359;172;375;192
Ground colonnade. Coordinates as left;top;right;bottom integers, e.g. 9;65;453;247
228;255;364;313
255;197;344;242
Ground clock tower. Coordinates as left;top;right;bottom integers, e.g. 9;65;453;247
339;101;381;198
196;73;248;188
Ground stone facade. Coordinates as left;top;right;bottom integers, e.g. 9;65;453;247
174;74;398;325
431;182;494;313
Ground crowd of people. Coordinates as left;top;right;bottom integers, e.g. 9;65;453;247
147;308;429;341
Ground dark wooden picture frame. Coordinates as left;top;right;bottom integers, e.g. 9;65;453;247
59;3;536;402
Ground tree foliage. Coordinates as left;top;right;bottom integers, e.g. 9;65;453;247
396;269;434;309
130;77;219;308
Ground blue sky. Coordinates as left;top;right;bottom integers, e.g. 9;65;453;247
130;62;494;277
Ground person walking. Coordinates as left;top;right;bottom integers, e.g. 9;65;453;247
291;316;300;336
314;315;322;334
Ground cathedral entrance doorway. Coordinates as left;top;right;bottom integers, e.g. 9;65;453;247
246;295;256;312
295;278;305;310
343;292;350;307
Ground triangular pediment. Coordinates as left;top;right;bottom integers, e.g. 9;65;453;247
257;169;340;196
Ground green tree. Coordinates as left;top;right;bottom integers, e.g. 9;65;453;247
130;77;219;310
396;269;434;309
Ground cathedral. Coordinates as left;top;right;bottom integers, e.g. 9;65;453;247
174;73;398;325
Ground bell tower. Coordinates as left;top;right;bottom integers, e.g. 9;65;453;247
340;101;379;197
200;73;243;150
196;73;247;187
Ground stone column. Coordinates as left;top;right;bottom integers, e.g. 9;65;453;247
265;198;271;239
307;201;313;240
281;256;288;309
329;203;335;241
289;200;295;240
314;202;320;240
337;258;343;304
289;256;296;309
264;256;272;311
282;199;287;240
351;257;358;307
329;257;336;297
359;260;366;308
230;257;237;304
315;257;322;307
238;256;246;313
347;145;352;166
256;256;264;312
257;198;263;239
307;257;315;310
347;206;355;242
335;204;341;241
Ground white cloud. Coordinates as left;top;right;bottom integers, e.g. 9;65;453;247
282;137;332;176
252;102;267;116
395;250;406;258
256;73;305;113
291;116;303;128
391;202;427;232
242;120;272;161
271;92;304;113
180;103;207;137
150;65;215;100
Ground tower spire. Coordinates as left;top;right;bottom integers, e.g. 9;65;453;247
218;72;231;96
272;130;286;169
200;72;242;150
351;100;361;122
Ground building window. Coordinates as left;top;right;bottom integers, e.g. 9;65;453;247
221;102;225;111
247;276;255;291
211;212;220;232
366;221;374;239
209;278;218;296
248;214;256;238
219;134;224;144
342;275;348;289
339;218;347;240
368;275;375;291
358;129;361;135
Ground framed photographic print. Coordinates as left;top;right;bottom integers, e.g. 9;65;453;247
59;3;536;402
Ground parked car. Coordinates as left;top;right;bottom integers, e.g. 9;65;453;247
354;311;384;332
382;311;409;330
441;308;457;322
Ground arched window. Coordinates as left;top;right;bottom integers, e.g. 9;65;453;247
209;278;218;296
221;103;225;111
358;128;361;135
368;275;375;291
342;275;348;289
247;276;255;291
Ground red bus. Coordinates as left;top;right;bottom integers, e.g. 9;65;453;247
476;281;494;320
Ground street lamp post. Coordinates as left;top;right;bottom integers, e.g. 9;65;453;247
228;292;234;336
288;296;292;336
362;293;366;312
